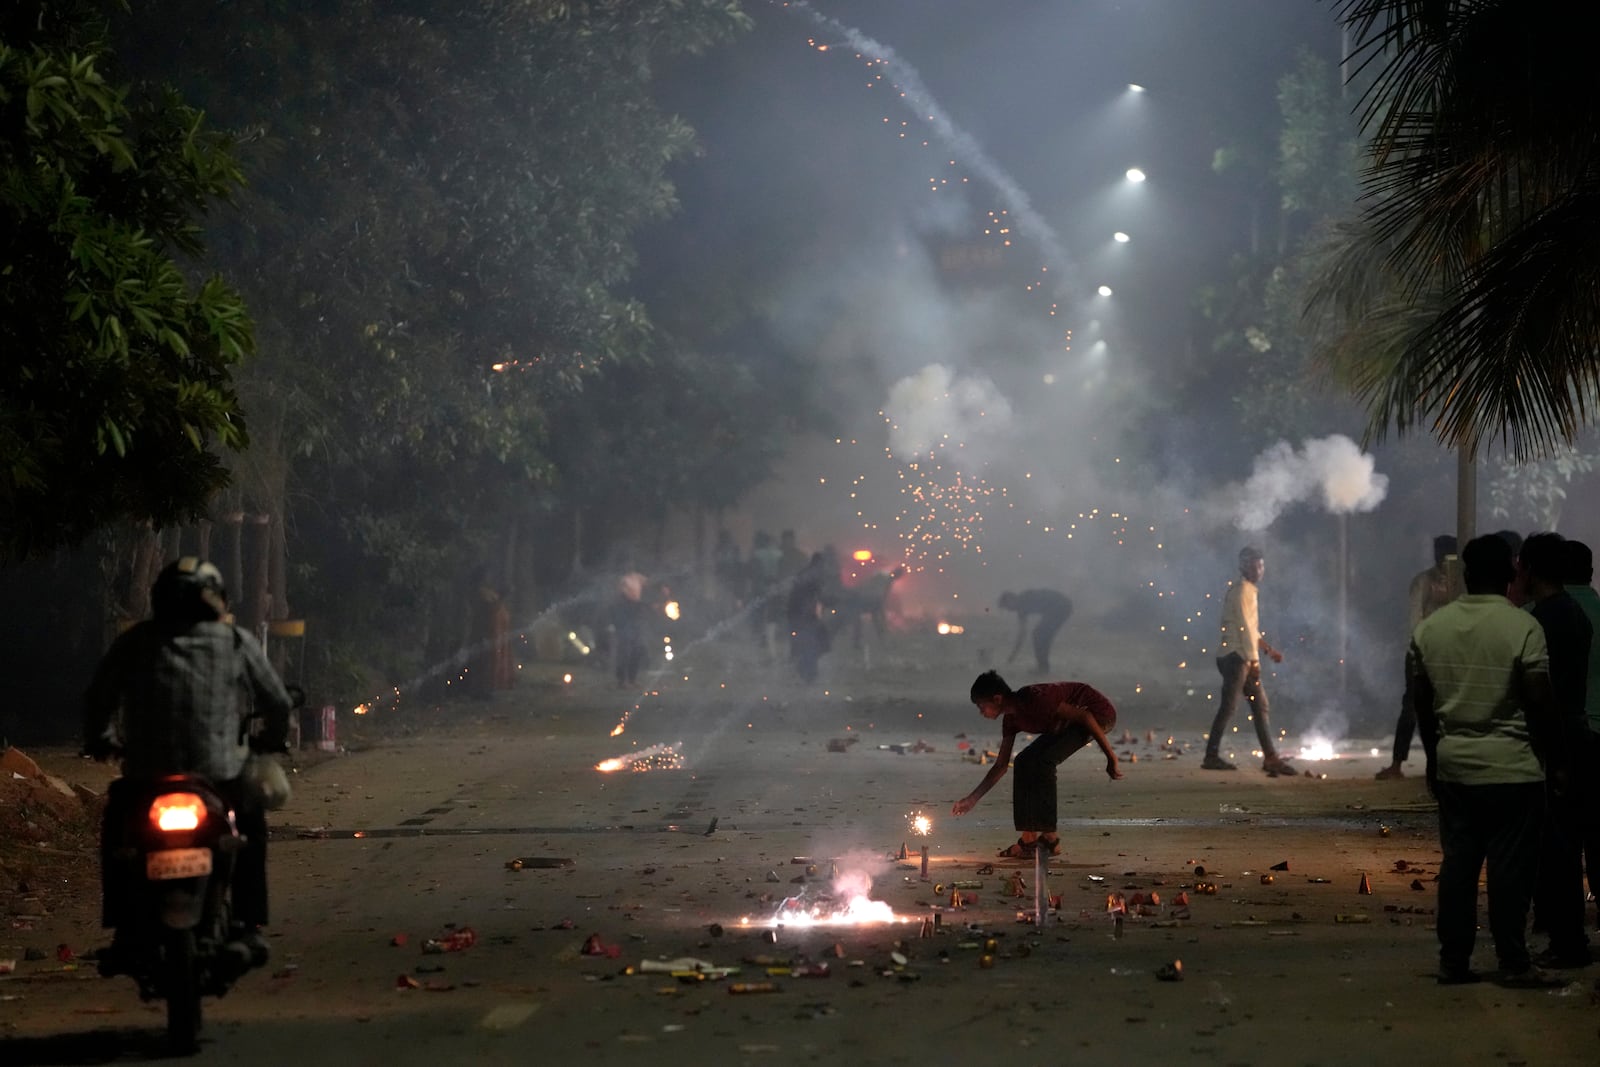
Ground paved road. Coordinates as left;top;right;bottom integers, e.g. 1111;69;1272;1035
2;642;1596;1065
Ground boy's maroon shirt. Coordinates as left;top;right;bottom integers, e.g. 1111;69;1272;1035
1006;682;1117;735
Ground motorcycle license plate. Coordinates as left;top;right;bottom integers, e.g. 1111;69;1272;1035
146;848;212;881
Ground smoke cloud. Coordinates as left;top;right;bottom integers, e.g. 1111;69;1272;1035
883;363;1013;460
1233;434;1388;531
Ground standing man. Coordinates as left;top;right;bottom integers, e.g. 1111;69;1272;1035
997;588;1073;673
610;571;652;689
1520;532;1594;968
1409;535;1561;986
786;552;832;683
747;530;783;659
1203;547;1297;776
777;529;808;583
1377;535;1463;779
1562;538;1600;934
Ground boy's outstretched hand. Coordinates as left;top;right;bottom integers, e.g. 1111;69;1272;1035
951;795;977;816
1105;756;1124;780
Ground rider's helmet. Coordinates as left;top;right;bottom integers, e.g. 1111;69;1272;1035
151;557;229;625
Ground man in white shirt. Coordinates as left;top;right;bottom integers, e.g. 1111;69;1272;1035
1203;546;1297;776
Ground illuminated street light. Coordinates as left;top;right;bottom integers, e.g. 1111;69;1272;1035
1097;284;1113;297
1125;167;1146;183
1128;83;1146;93
1113;231;1130;243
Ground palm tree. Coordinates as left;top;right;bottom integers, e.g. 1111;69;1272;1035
1309;0;1600;467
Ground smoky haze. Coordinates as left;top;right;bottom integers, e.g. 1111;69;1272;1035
639;0;1496;744
12;1;1588;755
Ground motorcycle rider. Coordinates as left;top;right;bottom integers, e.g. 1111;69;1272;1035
83;557;294;971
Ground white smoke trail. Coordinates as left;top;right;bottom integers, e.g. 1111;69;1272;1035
883;363;1013;459
788;0;1074;277
1233;434;1388;531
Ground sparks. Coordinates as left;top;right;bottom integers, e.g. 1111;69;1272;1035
595;741;684;774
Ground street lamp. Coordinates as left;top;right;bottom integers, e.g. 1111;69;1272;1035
1125;167;1146;183
1097;284;1113;297
1112;231;1130;243
1128;83;1146;93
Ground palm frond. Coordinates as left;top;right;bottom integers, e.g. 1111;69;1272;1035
1313;0;1600;459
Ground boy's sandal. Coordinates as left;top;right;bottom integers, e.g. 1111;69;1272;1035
996;838;1036;859
1038;836;1063;857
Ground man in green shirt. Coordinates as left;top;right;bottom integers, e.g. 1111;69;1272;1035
1408;535;1561;986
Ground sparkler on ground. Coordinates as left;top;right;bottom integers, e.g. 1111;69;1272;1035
741;865;909;929
595;741;684;774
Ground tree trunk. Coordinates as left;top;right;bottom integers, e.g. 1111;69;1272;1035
502;511;519;603
245;513;271;637
160;525;182;566
515;512;540;624
268;511;288;621
129;525;161;621
223;509;245;607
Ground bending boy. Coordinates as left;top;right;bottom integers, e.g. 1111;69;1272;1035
952;670;1122;858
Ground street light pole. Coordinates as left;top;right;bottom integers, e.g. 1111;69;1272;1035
1338;513;1347;701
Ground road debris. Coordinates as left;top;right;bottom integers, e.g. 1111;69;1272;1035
423;927;477;953
581;933;622;958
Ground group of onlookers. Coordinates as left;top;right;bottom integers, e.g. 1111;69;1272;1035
1389;530;1598;986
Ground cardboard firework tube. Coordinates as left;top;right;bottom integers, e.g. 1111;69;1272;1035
921;845;930;880
1033;839;1047;928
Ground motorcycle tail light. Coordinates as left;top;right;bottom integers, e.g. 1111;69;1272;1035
149;793;206;832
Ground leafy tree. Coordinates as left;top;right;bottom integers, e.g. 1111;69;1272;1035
1312;0;1600;461
1177;50;1365;455
0;0;253;560
105;0;755;688
1486;439;1600;531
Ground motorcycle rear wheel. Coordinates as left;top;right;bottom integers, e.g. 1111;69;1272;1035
163;928;202;1054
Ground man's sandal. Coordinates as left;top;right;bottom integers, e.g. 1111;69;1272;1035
996;838;1036;859
1037;835;1063;857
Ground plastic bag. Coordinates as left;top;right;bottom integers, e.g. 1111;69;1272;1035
241;752;292;810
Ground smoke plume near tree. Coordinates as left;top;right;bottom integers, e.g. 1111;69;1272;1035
1231;434;1388;531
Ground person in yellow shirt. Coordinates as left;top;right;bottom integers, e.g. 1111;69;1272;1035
1203;546;1298;776
1376;535;1464;779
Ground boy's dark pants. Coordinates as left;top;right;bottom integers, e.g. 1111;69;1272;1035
1012;725;1094;833
1207;652;1280;761
1434;779;1543;973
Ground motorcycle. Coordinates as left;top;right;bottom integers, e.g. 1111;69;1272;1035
99;773;260;1053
